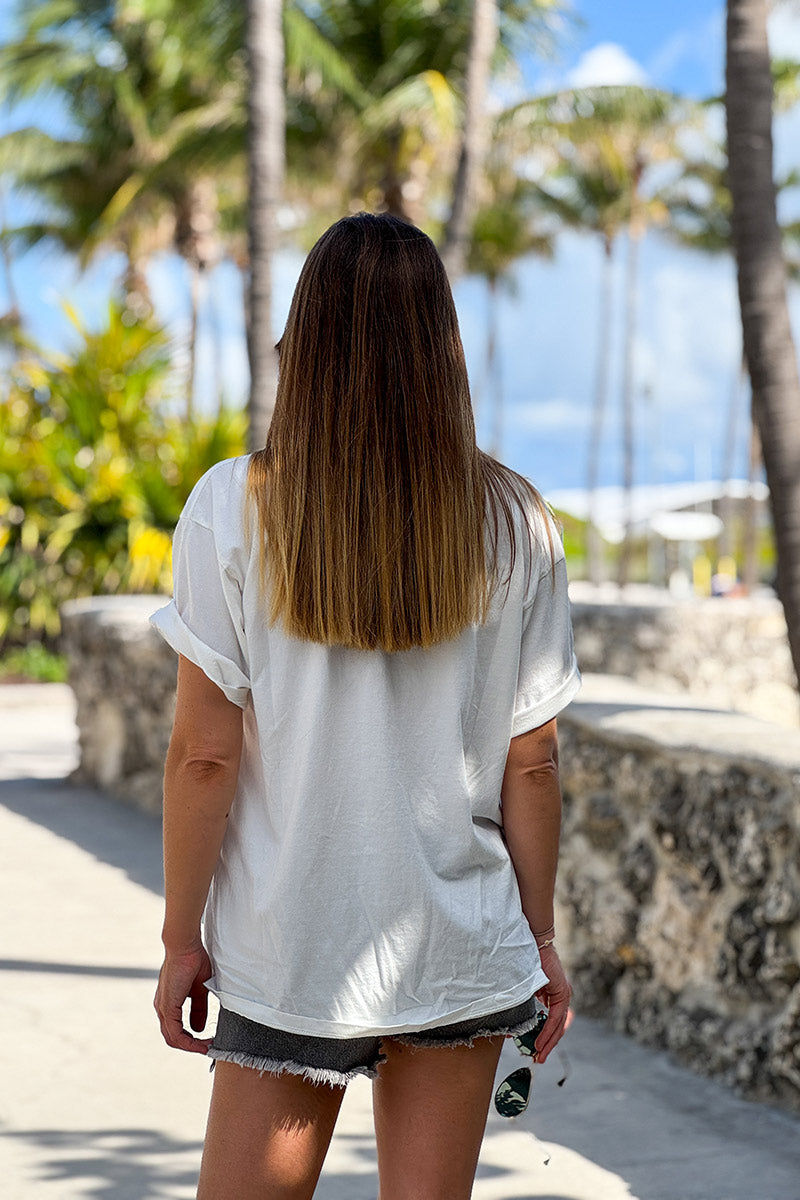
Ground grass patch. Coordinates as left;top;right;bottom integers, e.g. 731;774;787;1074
0;642;68;683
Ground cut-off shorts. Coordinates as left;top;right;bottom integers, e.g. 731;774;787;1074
208;992;544;1088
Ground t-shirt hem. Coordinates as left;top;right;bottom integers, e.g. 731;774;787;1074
511;657;582;737
205;968;550;1039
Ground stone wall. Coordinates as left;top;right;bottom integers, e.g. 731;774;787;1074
59;595;175;813
60;596;800;1112
569;584;799;729
557;675;800;1113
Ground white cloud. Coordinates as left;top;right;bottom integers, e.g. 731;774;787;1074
566;43;648;90
768;5;800;59
506;397;591;433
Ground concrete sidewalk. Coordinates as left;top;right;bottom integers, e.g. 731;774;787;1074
1;684;799;1199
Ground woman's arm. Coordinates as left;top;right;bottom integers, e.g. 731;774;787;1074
154;654;244;1054
501;716;572;1063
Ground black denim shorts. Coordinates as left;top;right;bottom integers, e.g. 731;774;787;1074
208;992;544;1088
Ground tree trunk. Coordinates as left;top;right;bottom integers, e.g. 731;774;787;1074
719;345;747;559
743;416;761;593
487;277;502;457
186;261;201;421
617;218;642;588
0;186;21;328
121;249;153;321
209;272;223;414
586;235;614;586
440;0;498;282
378;130;411;220
726;0;800;688
246;0;285;453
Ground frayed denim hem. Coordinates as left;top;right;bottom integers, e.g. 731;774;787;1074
207;1046;386;1088
389;1010;543;1051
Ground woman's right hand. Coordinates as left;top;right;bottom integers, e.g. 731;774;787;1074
532;944;573;1063
154;942;214;1054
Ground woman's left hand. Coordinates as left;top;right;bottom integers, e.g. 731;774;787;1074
154;943;214;1054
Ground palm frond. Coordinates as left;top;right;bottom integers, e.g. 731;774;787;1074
284;6;371;109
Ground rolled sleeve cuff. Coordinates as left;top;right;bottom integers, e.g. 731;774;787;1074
511;657;582;737
149;600;251;709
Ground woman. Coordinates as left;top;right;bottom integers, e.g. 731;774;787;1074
150;211;580;1199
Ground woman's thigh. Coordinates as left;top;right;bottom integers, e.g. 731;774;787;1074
197;1060;346;1200
372;1035;504;1200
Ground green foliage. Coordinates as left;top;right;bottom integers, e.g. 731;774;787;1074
553;508;586;568
0;641;67;682
0;301;246;647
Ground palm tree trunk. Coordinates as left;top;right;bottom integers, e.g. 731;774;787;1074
0;186;21;326
207;268;223;413
617;218;642;588
719;345;747;559
726;0;800;687
440;0;498;281
380;131;410;220
186;262;201;421
487;277;502;457
587;235;614;585
246;0;285;453
743;416;761;593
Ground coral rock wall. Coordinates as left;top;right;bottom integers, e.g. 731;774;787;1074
557;678;800;1112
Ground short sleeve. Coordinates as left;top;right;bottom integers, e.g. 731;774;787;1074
511;551;581;737
149;513;251;709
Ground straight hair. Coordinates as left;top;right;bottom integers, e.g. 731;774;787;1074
244;212;554;652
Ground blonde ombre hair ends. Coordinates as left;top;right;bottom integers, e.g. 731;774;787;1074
245;213;553;652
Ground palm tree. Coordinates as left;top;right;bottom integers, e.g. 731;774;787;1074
245;0;285;451
534;165;629;583
661;129;800;585
725;0;800;688
441;0;499;281
506;85;693;584
0;0;246;414
280;1;561;236
467;181;553;457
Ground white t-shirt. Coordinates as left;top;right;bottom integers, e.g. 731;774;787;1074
149;453;581;1038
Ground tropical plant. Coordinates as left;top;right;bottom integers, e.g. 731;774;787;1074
280;0;564;238
0;302;246;646
659;104;800;585
0;0;248;413
502;84;697;583
467;169;553;457
725;0;800;689
533;161;629;583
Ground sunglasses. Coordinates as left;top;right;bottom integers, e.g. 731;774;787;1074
494;1007;570;1119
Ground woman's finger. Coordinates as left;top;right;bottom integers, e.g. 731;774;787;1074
189;977;209;1033
157;1003;212;1053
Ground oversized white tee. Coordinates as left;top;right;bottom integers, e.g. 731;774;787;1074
149;453;581;1037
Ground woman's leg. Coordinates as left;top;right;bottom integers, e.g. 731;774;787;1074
197;1061;346;1200
372;1035;504;1200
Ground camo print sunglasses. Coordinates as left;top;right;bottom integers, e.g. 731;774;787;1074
494;1007;570;1119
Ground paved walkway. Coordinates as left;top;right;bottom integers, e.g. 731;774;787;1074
2;684;799;1199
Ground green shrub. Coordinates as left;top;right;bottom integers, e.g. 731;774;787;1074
0;301;246;647
0;642;68;682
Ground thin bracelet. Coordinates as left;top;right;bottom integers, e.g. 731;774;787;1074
536;935;556;949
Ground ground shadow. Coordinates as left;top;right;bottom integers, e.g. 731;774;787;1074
0;776;164;895
498;1019;800;1200
0;1126;203;1200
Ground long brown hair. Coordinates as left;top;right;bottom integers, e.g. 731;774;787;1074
245;212;554;652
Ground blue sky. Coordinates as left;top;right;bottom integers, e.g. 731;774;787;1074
3;1;800;497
